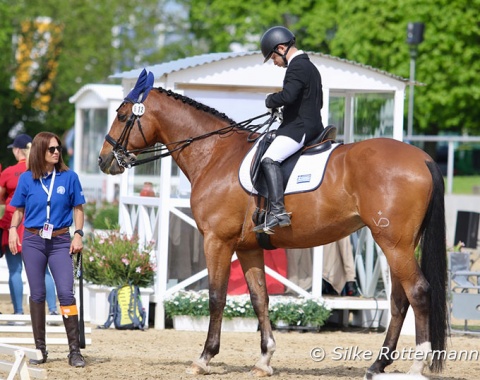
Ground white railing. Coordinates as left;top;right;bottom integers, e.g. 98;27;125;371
405;135;480;194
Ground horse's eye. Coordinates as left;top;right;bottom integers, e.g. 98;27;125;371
118;113;127;122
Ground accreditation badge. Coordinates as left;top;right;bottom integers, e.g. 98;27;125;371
41;222;54;240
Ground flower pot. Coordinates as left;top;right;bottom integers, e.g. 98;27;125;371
139;287;154;326
173;316;258;332
140;182;156;197
173;315;209;331
86;284;114;327
222;317;258;332
275;320;289;328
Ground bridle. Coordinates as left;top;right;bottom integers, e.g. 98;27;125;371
104;100;149;168
105;95;277;169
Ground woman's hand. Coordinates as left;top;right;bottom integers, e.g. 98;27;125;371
70;234;83;254
8;227;21;255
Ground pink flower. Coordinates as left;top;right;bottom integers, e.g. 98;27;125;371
122;258;130;265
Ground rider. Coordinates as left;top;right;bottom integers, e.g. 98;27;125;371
253;26;324;234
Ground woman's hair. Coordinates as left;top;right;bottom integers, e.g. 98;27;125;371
28;132;69;179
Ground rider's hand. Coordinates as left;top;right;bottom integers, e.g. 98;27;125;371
267;107;283;122
274;107;283;122
265;93;273;108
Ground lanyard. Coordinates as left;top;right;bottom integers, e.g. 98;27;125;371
40;168;56;222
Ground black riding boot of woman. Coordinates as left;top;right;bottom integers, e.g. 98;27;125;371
29;298;48;365
62;308;86;367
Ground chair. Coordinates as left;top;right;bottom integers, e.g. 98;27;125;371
448;252;480;334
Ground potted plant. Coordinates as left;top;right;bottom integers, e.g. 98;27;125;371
300;299;332;328
82;229;156;324
164;290;258;332
164;291;330;332
269;296;331;330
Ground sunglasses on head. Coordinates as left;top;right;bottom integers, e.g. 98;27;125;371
47;146;62;154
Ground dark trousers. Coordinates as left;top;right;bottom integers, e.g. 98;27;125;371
22;231;75;306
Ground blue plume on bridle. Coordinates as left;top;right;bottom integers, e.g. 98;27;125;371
125;68;155;103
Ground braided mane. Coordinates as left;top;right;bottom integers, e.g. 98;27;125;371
156;87;236;125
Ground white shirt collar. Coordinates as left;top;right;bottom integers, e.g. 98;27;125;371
288;50;304;64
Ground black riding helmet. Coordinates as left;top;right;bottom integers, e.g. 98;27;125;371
260;26;296;64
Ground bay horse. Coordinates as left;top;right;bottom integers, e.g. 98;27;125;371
98;73;447;379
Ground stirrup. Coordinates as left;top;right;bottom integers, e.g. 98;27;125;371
264;215;291;235
253;212;291;234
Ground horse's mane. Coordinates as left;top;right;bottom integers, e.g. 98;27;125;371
156;87;236;125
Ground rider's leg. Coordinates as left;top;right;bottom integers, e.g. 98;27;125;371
253;135;304;234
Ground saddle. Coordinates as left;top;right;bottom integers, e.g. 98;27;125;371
250;125;337;198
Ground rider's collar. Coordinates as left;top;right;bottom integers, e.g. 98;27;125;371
287;50;304;64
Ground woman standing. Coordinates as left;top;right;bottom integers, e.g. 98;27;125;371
9;132;86;367
0;134;60;321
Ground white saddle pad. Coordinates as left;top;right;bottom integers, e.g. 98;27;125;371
238;137;341;195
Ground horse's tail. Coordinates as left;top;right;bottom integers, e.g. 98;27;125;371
420;160;447;372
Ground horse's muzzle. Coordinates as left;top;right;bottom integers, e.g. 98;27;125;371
98;153;125;175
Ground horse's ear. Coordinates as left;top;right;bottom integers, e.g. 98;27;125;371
126;69;150;103
133;68;148;91
146;72;154;88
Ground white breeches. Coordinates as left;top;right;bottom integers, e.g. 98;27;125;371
262;134;305;163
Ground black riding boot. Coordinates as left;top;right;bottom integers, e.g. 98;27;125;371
253;158;291;234
62;310;86;367
29;298;48;365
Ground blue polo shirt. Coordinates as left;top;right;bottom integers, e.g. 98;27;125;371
11;169;86;229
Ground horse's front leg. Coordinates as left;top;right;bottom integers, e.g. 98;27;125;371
237;248;275;377
188;239;233;375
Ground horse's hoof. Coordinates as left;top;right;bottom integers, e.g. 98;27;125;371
186;361;209;375
363;370;375;380
250;365;273;377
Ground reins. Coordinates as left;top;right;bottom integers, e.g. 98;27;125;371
109;110;277;168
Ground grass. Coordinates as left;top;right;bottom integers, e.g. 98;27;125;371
450;324;480;333
452;175;480;194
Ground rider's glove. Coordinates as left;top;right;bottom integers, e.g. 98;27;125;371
267;107;283;122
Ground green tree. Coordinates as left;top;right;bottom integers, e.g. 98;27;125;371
0;0;190;166
185;0;480;137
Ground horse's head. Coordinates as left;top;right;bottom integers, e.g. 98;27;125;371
99;69;158;175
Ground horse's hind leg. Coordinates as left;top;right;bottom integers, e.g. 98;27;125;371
366;256;431;379
236;248;275;377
